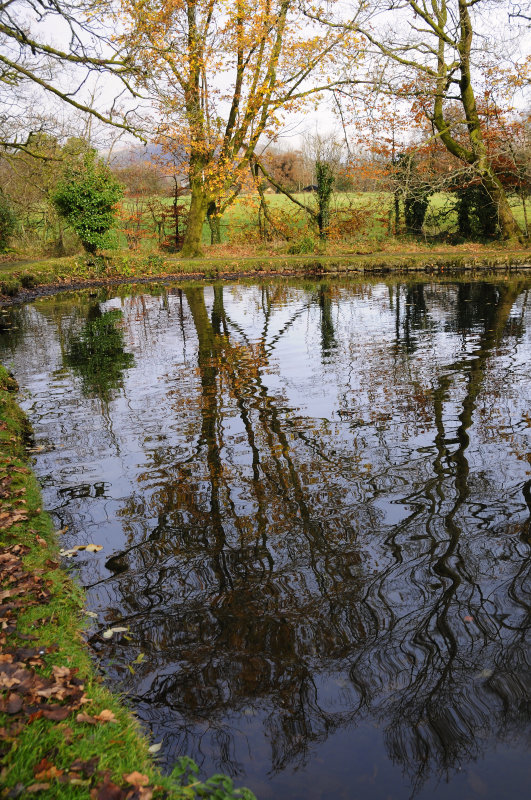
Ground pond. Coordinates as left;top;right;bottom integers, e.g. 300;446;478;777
0;276;530;800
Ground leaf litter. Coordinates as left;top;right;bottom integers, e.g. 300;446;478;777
0;541;161;798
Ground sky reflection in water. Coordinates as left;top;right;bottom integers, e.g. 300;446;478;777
0;277;530;800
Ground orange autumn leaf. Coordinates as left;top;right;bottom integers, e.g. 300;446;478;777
123;771;150;786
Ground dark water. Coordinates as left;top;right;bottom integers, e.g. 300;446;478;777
1;277;530;800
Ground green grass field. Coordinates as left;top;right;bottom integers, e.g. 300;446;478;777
5;190;530;269
114;191;530;252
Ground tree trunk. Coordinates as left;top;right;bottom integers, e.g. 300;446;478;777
480;170;523;241
521;193;529;238
207;201;221;245
182;184;208;258
316;161;334;241
394;190;400;235
429;0;523;243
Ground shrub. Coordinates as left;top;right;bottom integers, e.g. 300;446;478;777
52;151;123;254
287;233;317;254
0;277;21;297
19;272;38;289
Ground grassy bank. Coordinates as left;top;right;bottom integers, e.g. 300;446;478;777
1;241;530;303
0;364;254;799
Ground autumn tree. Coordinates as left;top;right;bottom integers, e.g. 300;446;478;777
311;0;527;240
119;0;359;256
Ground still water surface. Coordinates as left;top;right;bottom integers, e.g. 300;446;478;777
1;277;530;800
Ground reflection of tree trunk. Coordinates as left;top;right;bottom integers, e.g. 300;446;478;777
318;284;337;355
393;283;427;353
185;287;231;590
522;479;531;546
373;280;527;784
432;284;522;650
185;285;339;591
211;285;227;335
451;284;522;493
430;283;522;580
211;288;271;546
185;286;279;584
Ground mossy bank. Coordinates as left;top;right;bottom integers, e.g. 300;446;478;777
1;245;530;304
0;364;255;799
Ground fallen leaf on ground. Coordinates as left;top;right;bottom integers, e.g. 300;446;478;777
33;758;52;776
52;665;72;681
5;694;23;714
34;765;63;781
67;777;92;787
42;706;71;721
147;742;162;754
95;709;117;723
69;756;100;777
90;780;126;800
76;713;99;725
102;627;128;639
123;771;149;787
0;511;28;530
76;709;117;725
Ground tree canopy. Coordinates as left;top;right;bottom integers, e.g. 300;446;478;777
0;0;139;154
310;0;529;239
117;0;361;255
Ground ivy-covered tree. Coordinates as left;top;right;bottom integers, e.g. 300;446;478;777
64;307;135;402
455;183;499;239
52;151;123;254
0;191;16;251
393;153;433;236
316;161;335;240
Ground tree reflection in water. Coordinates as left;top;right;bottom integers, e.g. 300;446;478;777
2;278;529;799
64;306;135;402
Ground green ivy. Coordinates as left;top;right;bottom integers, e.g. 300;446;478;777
52;150;123;254
0;190;16;251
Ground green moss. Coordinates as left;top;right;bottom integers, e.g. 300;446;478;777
0;244;530;305
0;276;22;297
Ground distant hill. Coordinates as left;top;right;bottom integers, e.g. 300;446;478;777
110;143;188;174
